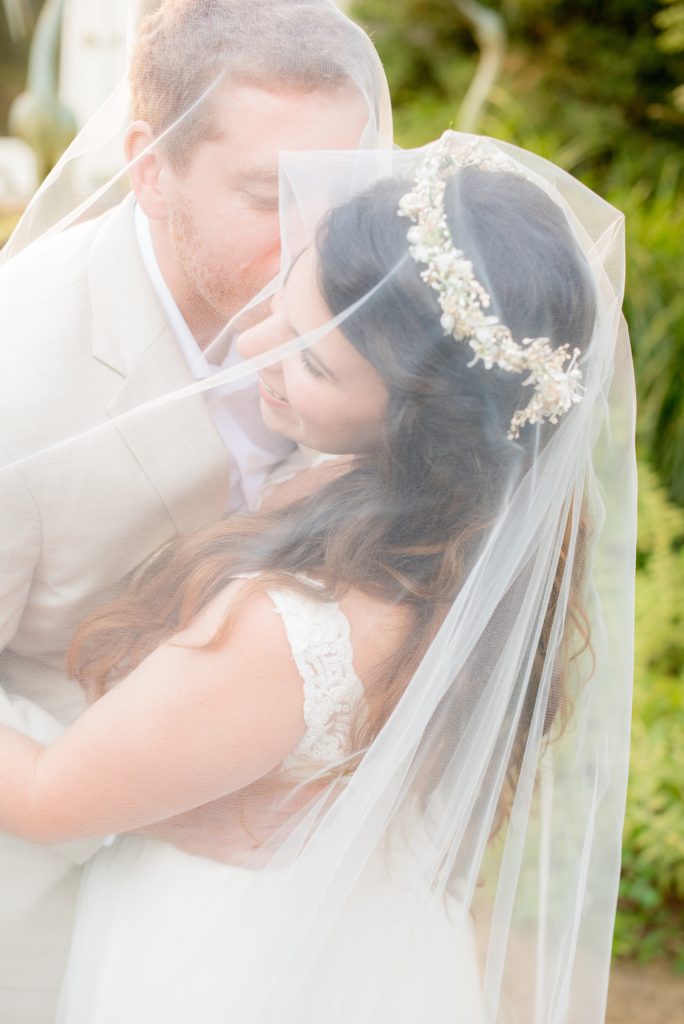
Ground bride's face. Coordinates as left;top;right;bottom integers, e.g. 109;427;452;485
237;249;388;454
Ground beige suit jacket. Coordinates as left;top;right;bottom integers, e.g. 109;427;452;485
0;194;231;1020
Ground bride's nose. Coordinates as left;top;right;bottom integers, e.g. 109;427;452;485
236;311;283;362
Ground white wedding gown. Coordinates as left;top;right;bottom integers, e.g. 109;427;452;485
56;586;485;1022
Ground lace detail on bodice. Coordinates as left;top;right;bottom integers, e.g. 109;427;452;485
266;587;366;770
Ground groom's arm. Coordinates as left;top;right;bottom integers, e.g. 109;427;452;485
0;447;107;862
0;443;67;744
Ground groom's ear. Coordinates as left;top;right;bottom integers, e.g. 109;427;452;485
124;121;168;221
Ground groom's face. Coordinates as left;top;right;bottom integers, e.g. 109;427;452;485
154;82;369;344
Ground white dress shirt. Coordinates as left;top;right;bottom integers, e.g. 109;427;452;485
134;205;293;512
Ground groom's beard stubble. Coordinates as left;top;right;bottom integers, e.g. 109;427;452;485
167;194;279;351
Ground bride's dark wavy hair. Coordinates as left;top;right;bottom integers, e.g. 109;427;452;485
70;168;596;833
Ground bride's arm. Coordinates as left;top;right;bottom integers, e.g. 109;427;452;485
0;585;307;843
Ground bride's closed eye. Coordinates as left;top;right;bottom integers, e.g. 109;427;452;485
300;349;325;379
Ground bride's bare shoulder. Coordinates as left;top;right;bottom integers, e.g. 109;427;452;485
171;575;416;688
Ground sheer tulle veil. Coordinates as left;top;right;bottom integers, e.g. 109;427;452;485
0;3;634;1022
197;138;635;1023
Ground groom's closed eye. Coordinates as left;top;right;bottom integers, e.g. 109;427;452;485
242;190;279;211
236;168;280;211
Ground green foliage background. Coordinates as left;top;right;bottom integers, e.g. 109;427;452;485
351;0;684;966
621;465;684;967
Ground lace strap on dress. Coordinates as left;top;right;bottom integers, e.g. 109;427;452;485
267;587;365;767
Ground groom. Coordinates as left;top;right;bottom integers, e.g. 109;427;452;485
0;2;390;1020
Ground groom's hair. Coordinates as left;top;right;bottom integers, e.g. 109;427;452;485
130;0;378;169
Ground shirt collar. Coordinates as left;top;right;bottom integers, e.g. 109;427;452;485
134;203;211;380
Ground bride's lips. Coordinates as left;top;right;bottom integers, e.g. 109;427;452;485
258;375;291;408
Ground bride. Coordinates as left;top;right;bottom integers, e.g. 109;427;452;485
0;134;634;1022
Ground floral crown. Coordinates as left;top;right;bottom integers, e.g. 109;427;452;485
397;132;584;440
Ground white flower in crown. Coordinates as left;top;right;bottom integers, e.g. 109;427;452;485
397;131;585;440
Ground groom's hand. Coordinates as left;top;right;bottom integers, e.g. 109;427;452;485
259;456;352;511
130;781;329;865
131;797;265;864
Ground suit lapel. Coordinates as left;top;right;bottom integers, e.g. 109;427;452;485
88;195;230;534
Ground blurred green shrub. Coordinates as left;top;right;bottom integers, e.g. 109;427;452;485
656;0;684;56
613;166;684;504
616;463;684;967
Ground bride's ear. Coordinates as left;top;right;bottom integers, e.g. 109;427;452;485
124;121;168;221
